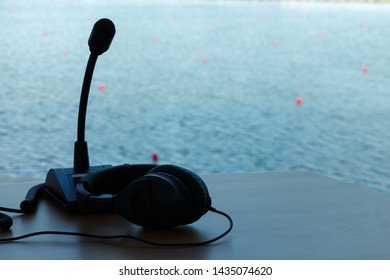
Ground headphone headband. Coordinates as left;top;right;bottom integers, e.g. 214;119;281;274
76;164;157;213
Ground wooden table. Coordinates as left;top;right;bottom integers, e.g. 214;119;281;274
1;171;390;260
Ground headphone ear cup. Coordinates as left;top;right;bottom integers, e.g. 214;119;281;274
114;172;192;229
152;171;194;226
0;212;13;231
148;165;211;225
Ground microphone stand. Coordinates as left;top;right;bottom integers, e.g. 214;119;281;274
43;19;115;212
43;52;111;212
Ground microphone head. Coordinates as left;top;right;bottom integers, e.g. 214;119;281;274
88;18;116;55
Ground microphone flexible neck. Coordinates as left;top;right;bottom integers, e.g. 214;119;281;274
74;53;98;173
77;53;98;143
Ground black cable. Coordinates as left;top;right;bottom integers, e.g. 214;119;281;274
0;207;233;247
0;207;24;213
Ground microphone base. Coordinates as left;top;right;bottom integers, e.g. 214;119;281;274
44;165;111;212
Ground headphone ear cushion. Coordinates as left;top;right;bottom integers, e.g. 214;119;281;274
148;165;211;224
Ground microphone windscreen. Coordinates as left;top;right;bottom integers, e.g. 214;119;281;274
88;18;116;55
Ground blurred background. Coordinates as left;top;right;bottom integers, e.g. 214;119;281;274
1;0;390;193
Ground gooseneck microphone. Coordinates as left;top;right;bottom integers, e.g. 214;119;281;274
74;18;116;173
43;18;115;211
0;19;116;230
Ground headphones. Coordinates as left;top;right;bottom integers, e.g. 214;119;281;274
1;164;232;246
76;164;212;229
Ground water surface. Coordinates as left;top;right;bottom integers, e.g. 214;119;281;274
1;0;390;193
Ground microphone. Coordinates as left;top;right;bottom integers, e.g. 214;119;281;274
43;19;115;211
74;18;116;173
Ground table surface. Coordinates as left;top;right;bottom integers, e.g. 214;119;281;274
1;171;390;260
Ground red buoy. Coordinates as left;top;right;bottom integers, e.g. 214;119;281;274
99;83;105;91
151;152;159;162
362;66;368;74
296;97;302;106
202;58;208;64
